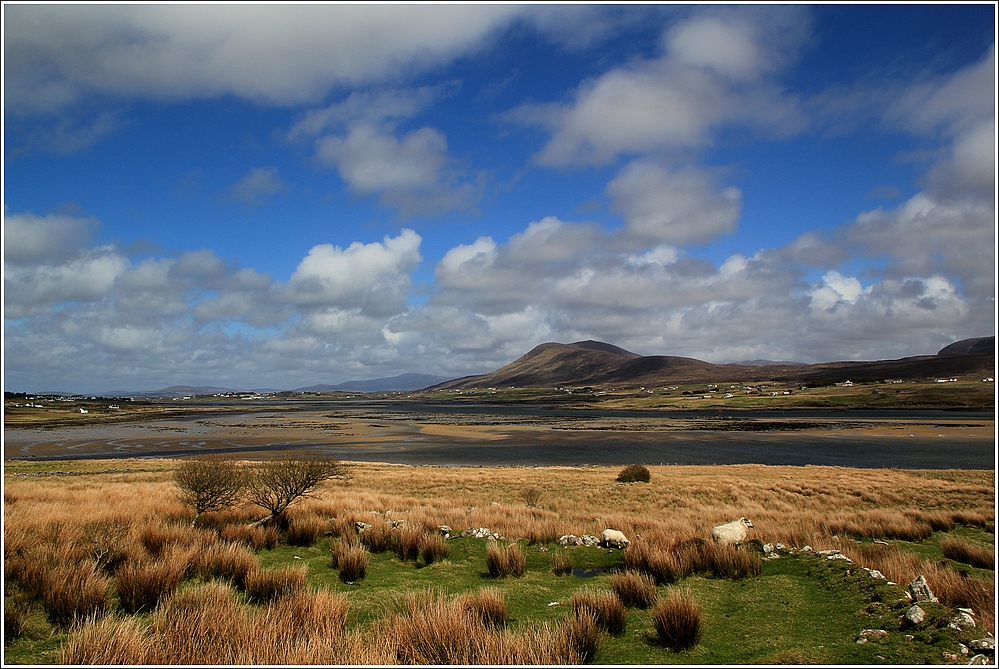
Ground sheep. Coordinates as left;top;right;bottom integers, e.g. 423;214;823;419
601;528;630;549
711;517;755;547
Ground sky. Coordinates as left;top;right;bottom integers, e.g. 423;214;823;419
3;3;996;394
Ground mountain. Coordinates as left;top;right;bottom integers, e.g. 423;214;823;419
937;336;995;356
430;337;996;390
296;373;452;393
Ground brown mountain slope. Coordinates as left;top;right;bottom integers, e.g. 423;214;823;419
431;337;995;390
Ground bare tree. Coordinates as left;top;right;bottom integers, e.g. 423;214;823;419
246;454;349;527
174;455;248;527
521;486;543;508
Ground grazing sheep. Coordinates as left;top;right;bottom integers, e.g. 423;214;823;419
601;529;630;549
711;517;755;546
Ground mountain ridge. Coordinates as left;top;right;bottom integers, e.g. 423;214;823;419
430;336;995;391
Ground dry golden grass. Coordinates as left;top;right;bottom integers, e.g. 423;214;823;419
3;457;994;663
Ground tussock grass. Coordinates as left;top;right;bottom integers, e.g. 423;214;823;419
418;531;449;564
285;513;328;547
941;536;995;569
359;521;393;553
4;595;33;642
243;565;308;603
551;547;574;576
652;588;703;651
336;545;368;583
394;524;423;562
115;560;184;613
610;570;659;608
570;588;627;635
219;523;280;551
486;542;526;578
195;541;258;590
457;587;508;628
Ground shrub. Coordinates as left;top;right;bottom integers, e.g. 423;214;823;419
610;570;659;608
652;589;702;651
246;455;350;526
418;532;449;565
196;542;258;590
337;546;368;583
244;566;307;603
520;486;543;507
486;543;526;578
941;537;995;569
395;525;423;562
617;464;651;483
115;561;184;614
359;522;393;553
174;455;248;527
571;589;626;635
285;514;328;547
551;548;573;576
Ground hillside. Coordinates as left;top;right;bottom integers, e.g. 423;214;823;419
430;337;995;390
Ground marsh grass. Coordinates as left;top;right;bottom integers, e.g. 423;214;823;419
486;542;526;578
418;531;449;564
394;524;423;562
243;565;308;603
336;545;368;582
610;570;658;608
359;521;393;553
195;542;258;590
570;588;627;635
115;560;184;614
219;523;280;551
651;588;702;651
285;513;328;547
39;562;112;631
941;536;995;569
551;547;574;576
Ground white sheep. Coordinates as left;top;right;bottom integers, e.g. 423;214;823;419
601;528;630;549
711;517;755;546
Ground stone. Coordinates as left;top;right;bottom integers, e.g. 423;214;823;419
865;569;886;579
857;629;888;643
763;543;774;553
967;655;991;665
581;535;601;547
968;639;995;653
905;635;914;642
355;521;372;532
908;575;938;603
903;604;926;626
950;613;977;631
775;543;785;551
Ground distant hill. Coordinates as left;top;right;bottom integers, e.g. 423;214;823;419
296;373;452;393
938;336;995;356
430;337;996;390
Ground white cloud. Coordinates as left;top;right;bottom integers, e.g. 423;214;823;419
229;167;287;205
286;229;422;316
4;5;525;114
3;211;98;264
607;161;741;246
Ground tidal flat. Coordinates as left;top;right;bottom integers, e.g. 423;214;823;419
4;401;994;469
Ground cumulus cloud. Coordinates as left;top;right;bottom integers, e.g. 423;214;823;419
228;167;287;205
516;7;810;166
4;4;525;114
607;161;741;246
286;229;422;316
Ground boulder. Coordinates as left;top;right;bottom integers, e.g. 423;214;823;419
967;655;991;665
968;638;995;653
581;535;601;547
950;613;977;631
903;605;926;627
908;575;938;603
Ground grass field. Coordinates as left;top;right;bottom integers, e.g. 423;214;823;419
3;458;995;664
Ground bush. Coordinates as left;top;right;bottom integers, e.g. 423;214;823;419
243;566;307;603
571;589;626;635
174;456;248;527
418;533;449;565
550;548;573;576
652;589;702;651
486;543;526;578
616;464;651;483
520;486;543;507
337;546;368;583
610;570;659;608
246;455;350;526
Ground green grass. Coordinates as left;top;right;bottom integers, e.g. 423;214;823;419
6;529;992;664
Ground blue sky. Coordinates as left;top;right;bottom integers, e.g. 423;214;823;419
3;4;996;394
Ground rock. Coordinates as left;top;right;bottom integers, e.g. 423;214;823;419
763;552;780;560
763;543;774;553
905;635;914;641
968;639;995;653
967;655;991;665
775;543;785;551
581;535;601;547
801;545;813;552
439;525;452;536
950;613;977;631
908;575;938;603
903;604;926;626
865;569;886;579
462;527;495;539
559;534;583;546
355;521;372;532
857;629;889;643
